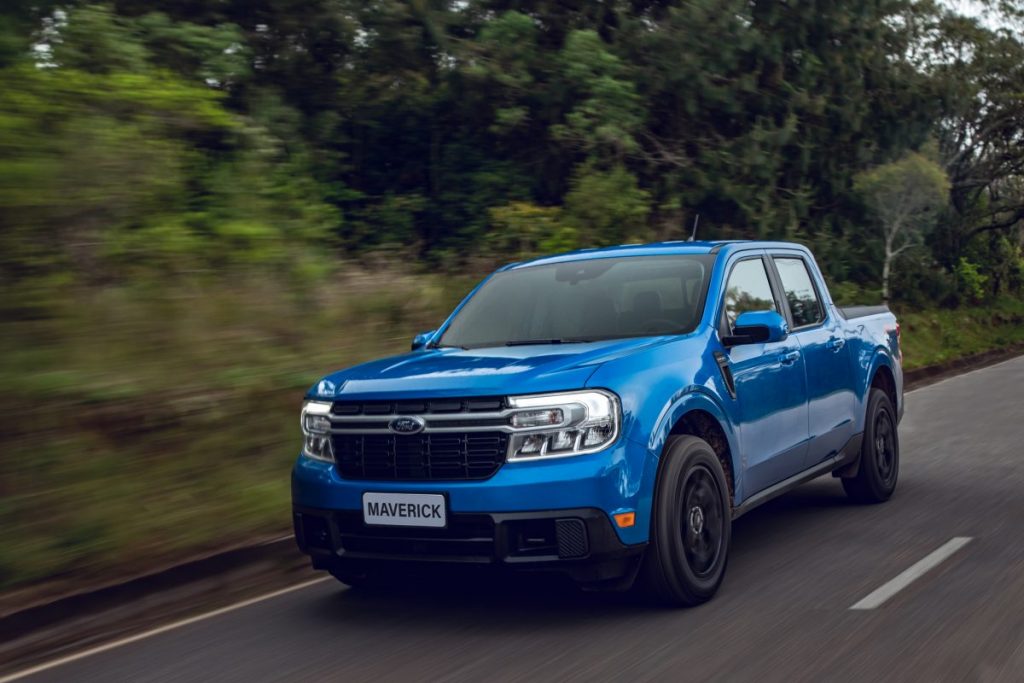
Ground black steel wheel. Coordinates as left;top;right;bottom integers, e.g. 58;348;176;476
680;465;725;578
873;407;898;487
639;435;731;606
843;387;900;503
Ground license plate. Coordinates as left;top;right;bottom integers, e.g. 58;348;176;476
362;492;446;528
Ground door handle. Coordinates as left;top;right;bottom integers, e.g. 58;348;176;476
826;337;846;352
779;350;801;365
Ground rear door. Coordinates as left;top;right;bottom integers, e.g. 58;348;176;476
768;253;856;467
719;253;810;495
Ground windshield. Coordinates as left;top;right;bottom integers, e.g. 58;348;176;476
437;255;716;350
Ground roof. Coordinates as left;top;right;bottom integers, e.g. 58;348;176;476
502;240;808;270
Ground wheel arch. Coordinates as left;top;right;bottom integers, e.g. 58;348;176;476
867;352;899;420
649;389;741;505
871;363;897;405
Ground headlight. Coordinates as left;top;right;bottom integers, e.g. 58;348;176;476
301;400;334;461
506;390;620;460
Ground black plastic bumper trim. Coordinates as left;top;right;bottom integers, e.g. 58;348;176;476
293;505;645;584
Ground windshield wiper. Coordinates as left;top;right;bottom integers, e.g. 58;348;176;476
504;338;594;346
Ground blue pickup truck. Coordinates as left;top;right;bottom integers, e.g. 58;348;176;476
292;241;903;605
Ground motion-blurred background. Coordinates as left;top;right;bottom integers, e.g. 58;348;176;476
1;0;1022;602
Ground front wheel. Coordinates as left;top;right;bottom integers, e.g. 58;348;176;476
842;388;900;503
639;435;731;606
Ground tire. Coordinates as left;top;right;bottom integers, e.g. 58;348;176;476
842;388;900;503
639;435;731;607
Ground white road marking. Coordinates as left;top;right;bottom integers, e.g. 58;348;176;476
0;577;331;683
849;537;973;610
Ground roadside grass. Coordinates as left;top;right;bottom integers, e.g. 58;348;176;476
1;269;1022;597
0;264;472;595
897;297;1024;369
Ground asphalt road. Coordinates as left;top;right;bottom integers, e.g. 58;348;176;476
11;357;1024;682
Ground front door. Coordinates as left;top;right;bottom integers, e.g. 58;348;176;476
720;255;810;496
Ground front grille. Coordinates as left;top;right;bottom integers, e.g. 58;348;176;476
333;432;509;481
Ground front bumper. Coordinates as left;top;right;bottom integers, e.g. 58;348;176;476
293;505;644;584
291;435;653;547
291;436;653;584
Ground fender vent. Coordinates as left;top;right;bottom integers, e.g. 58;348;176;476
714;351;736;399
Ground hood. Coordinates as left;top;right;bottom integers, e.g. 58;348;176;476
308;337;671;400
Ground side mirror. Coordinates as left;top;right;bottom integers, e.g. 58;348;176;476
723;310;789;346
411;329;437;351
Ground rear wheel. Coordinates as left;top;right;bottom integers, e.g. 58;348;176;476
842;388;899;503
639;435;731;606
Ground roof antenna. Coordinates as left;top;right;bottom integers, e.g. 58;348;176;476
687;214;700;242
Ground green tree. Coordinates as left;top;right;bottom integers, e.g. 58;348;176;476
622;0;935;246
0;4;338;297
955;257;988;303
922;6;1024;255
563;164;651;246
552;29;642;161
486;202;571;260
854;153;950;302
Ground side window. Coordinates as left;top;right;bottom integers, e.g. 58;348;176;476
723;259;777;331
774;257;824;328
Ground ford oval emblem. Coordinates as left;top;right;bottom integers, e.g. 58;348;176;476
389;416;426;435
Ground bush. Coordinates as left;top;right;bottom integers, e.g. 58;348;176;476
563;164;651;246
955;257;988;304
486;202;568;260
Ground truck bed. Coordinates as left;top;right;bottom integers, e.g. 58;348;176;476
838;305;890;320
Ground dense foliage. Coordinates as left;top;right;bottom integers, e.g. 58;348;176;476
1;0;1022;305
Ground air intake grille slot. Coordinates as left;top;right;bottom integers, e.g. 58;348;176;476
334;511;496;559
555;518;589;558
333;432;509;481
331;397;506;415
